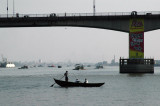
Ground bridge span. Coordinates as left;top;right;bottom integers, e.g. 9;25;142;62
0;11;160;32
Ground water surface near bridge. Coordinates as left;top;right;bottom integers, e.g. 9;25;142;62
0;66;160;106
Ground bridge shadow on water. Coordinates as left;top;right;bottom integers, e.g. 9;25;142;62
127;73;145;77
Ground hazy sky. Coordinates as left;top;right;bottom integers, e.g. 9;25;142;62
0;0;160;63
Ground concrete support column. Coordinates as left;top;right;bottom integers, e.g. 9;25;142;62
120;18;154;73
129;18;144;58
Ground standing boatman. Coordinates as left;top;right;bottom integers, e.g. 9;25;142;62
64;71;68;82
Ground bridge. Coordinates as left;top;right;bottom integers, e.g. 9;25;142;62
0;11;158;73
0;11;160;32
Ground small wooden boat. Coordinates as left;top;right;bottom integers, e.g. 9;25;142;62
54;79;105;87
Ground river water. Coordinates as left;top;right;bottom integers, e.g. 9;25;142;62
0;66;160;106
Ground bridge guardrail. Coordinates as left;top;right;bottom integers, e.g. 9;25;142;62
0;11;160;18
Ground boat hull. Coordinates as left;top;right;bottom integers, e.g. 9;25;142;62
54;79;105;87
0;62;15;68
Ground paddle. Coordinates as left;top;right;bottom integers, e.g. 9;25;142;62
50;76;64;87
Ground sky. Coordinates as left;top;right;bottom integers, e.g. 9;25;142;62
0;0;160;63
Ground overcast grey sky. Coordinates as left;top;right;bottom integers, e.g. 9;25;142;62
0;0;160;63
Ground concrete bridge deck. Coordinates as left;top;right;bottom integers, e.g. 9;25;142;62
0;11;160;32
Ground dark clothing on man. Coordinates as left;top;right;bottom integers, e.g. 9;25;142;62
65;77;68;82
64;71;68;82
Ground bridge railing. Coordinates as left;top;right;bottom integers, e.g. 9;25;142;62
0;11;160;18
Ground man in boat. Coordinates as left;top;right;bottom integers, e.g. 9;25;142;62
75;79;80;83
84;78;88;83
64;71;68;82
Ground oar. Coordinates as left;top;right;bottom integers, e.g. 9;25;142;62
50;76;64;87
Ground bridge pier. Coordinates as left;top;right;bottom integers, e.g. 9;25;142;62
119;17;154;73
119;58;154;73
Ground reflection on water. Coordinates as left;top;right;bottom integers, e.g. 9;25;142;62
0;66;160;106
127;73;145;77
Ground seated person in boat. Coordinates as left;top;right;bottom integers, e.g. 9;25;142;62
84;78;88;83
75;79;80;83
